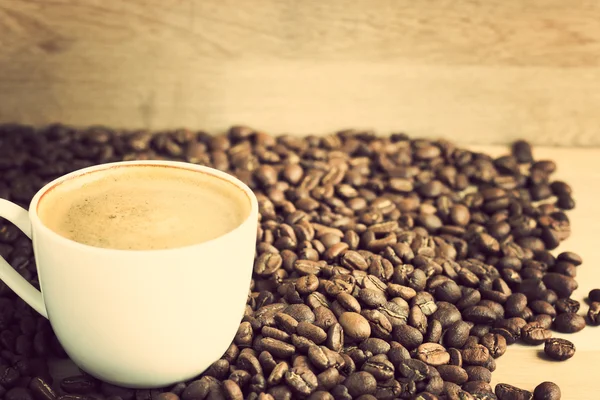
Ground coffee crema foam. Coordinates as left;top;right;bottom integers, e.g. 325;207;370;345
38;165;250;250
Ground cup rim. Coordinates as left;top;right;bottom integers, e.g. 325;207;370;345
29;160;259;253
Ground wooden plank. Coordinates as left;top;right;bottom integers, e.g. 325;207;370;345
1;1;600;144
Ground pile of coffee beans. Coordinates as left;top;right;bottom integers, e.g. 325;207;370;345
0;124;595;399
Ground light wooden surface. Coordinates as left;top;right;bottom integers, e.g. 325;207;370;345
474;146;600;399
2;1;600;145
47;145;600;398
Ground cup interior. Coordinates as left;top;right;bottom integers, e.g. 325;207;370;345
30;160;258;251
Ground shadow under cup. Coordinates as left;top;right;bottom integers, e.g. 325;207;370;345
28;161;259;388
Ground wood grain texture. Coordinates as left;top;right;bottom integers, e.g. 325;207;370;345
1;1;600;145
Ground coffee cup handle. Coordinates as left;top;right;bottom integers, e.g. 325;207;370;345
0;199;48;318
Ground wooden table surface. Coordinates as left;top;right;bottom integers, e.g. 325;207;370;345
473;146;600;399
49;145;600;398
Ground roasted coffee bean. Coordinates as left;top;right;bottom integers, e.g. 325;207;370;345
495;383;533;400
462;380;493;395
585;289;600;306
416;343;449;366
529;314;552;330
378;301;409;327
533;382;561;400
285;367;318;397
425;319;443;344
357;338;389;355
431;302;462;329
361;309;393;340
479;333;507;358
554;298;579;314
505;294;527;318
463;306;499;324
60;375;98;394
444;321;471;349
512;140;533;163
330;384;352;400
392;324;423;350
297;322;327;344
553;312;585;333
388;342;411;366
542;274;577;299
437;365;468;384
398;358;430;381
338;312;370;342
521;323;552;345
343;371;377;397
29;377;57;400
544;338;575;361
307;391;334;400
588;302;600;326
358;289;387;308
465;365;492;383
462;345;490;366
316;367;340;391
528;301;556;318
361;354;394;381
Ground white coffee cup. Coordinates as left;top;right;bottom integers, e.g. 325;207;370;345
0;160;258;388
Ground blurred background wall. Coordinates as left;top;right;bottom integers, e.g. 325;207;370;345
0;0;599;145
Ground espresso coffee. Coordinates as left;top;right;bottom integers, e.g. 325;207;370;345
38;165;250;250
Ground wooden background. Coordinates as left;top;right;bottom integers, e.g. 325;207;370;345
1;0;600;145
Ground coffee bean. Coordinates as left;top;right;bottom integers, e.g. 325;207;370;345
338;312;370;342
444;321;471;349
29;377;57;400
529;314;552;330
495;383;533;400
432;302;462;329
361;354;394;381
553;312;585;333
343;371;377;397
542;274;577;298
285;366;318;397
588;289;600;303
544;338;575;361
283;304;315;324
436;365;468;384
297;322;327;344
465;365;492;383
462;380;493;395
58;396;96;400
463;306;499;324
358;289;387;308
462;345;490;366
416;343;450;366
398;358;430;381
512;140;533;163
521;323;552;345
307;391;334;400
425;319;443;343
156;394;179;400
533;382;561;400
60;375;98;394
378;301;408;327
480;333;507;358
555;298;579;314
587;302;600;326
392;324;423;350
